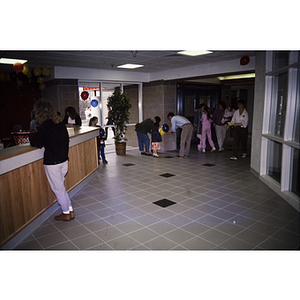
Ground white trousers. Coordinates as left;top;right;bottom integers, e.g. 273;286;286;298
215;125;227;149
44;160;72;213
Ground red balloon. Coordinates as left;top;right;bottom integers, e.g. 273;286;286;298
81;91;89;100
13;62;24;73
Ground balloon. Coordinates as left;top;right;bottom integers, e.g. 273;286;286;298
42;67;51;76
81;91;89;100
22;65;29;75
161;124;169;132
100;128;105;136
91;99;98;107
27;72;32;79
37;76;44;84
39;83;46;91
159;127;165;136
33;68;41;76
13;62;23;73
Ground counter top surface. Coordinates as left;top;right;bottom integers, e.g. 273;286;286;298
0;126;99;161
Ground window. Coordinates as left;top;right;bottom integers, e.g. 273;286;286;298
291;148;300;196
262;51;300;208
269;72;288;137
292;68;300;142
272;51;289;70
267;140;282;183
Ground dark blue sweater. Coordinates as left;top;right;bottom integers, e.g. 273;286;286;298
30;119;69;165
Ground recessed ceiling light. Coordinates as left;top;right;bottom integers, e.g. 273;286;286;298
218;73;255;80
0;58;28;65
177;50;213;56
117;63;144;69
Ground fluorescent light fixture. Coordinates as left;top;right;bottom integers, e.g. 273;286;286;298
117;63;144;69
177;50;213;56
218;73;255;80
0;58;28;65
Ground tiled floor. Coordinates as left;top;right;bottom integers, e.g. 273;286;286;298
13;140;299;250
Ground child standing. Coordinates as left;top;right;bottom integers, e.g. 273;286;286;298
200;106;216;153
151;116;162;157
89;116;108;164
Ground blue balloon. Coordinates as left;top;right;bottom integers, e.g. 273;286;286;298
161;124;169;132
91;99;98;107
100;128;105;136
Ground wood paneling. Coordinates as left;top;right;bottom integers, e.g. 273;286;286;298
0;137;98;247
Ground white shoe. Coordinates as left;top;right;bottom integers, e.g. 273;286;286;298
242;153;247;158
211;147;216;152
219;147;222;152
153;153;159;157
230;156;237;160
202;149;206;153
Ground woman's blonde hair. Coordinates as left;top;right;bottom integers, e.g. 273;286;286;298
33;98;60;124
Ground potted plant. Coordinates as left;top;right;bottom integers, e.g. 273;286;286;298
107;90;131;155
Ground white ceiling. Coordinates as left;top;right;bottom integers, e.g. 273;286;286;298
0;50;257;74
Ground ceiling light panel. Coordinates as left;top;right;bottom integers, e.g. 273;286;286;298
177;50;213;56
0;58;28;64
117;63;144;69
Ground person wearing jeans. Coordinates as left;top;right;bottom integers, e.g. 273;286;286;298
135;117;159;155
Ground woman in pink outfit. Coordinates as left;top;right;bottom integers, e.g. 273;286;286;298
200;106;216;153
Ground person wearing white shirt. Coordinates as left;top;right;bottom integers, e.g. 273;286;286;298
230;100;249;160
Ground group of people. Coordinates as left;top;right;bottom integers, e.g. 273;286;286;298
194;100;248;160
136;99;248;161
135;112;194;159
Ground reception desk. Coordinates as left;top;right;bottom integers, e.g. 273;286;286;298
0;126;99;247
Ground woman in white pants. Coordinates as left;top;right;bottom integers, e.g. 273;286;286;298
30;99;74;221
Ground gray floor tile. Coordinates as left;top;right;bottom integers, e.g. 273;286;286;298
219;236;256;250
36;231;69;249
128;227;160;244
181;236;216;250
115;220;144;234
199;229;232;245
106;235;140;250
143;236;178;250
94;226;126;242
71;233;104;250
235;229;269;246
14;239;44;250
163;228;195;244
82;218;111;232
258;237;296;250
46;241;78;250
60;225;91;240
270;229;300;248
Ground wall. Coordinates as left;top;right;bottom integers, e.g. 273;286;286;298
42;79;80;119
251;52;266;173
142;81;177;151
0;73;41;143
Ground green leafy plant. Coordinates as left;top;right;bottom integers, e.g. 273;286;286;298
107;90;131;144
